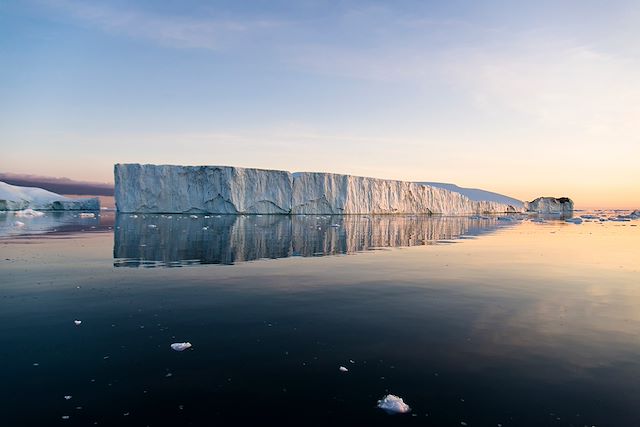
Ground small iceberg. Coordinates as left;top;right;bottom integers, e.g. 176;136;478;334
339;366;348;372
377;394;411;414
74;320;82;326
565;218;583;224
170;342;192;352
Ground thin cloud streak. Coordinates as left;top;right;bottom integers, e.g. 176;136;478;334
40;0;284;50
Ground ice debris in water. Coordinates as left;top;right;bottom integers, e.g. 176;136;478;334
64;395;72;400
339;366;348;372
14;221;25;227
79;213;95;218
377;394;411;414
565;217;583;224
74;320;82;325
15;208;44;217
170;342;192;351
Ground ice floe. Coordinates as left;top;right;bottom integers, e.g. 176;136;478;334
170;342;192;351
339;366;348;372
15;208;44;217
377;394;411;414
74;320;82;326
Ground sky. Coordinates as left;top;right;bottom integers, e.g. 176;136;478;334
1;0;638;209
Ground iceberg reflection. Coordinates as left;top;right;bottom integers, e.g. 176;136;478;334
114;214;517;267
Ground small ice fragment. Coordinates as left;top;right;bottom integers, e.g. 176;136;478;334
189;215;198;219
349;359;355;364
15;208;45;217
33;363;39;366
331;224;340;227
79;213;95;218
165;372;173;377
148;224;157;228
14;221;25;227
339;366;348;372
565;218;583;224
64;395;72;400
61;415;70;420
74;320;82;326
377;394;411;414
170;342;192;352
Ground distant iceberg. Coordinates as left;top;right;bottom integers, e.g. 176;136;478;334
525;197;574;214
0;181;99;211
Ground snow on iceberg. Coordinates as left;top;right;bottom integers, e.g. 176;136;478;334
377;394;411;414
0;181;99;211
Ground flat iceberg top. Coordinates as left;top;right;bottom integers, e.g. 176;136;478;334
419;182;524;209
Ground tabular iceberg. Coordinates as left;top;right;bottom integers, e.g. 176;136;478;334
0;181;99;211
114;164;524;214
525;197;574;214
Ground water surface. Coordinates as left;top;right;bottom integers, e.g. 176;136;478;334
1;211;639;426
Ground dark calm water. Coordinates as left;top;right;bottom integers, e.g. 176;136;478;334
1;210;639;426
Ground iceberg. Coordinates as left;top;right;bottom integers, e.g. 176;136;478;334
377;394;411;414
0;181;99;211
170;342;192;352
114;164;522;214
525;197;574;214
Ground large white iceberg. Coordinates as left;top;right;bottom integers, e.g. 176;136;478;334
0;181;99;211
114;164;522;215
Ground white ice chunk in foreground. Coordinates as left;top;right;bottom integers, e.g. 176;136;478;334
339;366;348;372
170;342;192;352
377;394;411;414
15;208;45;217
74;320;82;326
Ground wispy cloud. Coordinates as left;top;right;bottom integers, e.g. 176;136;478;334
40;0;283;50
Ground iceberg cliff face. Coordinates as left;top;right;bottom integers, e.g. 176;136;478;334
115;164;521;214
525;197;574;214
0;181;99;211
115;164;292;214
291;172;518;214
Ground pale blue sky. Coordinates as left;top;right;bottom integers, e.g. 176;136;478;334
1;0;639;207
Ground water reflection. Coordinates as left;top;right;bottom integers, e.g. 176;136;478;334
0;210;114;237
114;214;517;267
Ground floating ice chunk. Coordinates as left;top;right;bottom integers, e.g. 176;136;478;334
64;395;72;400
377;394;411;414
61;415;70;420
148;224;157;228
339;366;348;372
14;221;25;227
330;224;340;228
79;213;95;218
189;215;198;219
74;320;82;325
15;208;45;217
565;218;583;224
170;342;192;351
